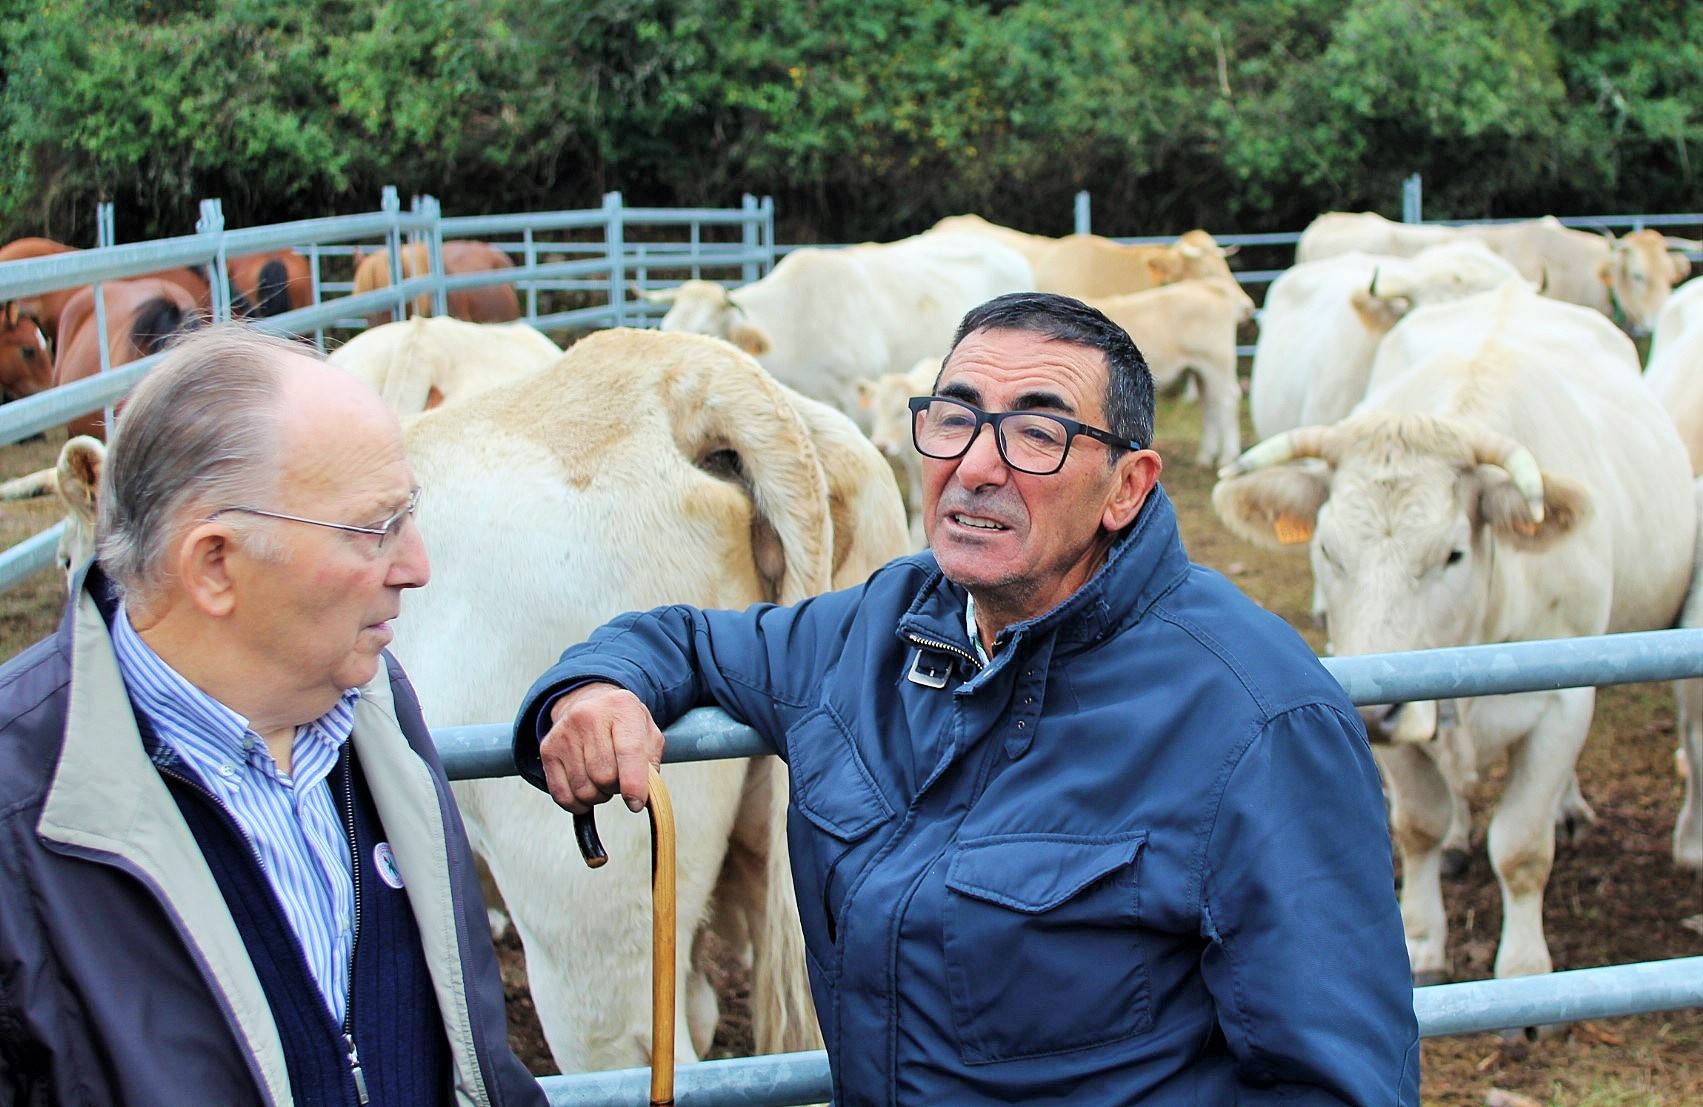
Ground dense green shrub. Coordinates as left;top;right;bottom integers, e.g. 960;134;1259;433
0;0;1697;243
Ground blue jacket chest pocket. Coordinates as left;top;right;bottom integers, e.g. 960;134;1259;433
783;706;897;975
944;831;1152;1065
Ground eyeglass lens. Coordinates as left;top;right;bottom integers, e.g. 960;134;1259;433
913;399;1071;474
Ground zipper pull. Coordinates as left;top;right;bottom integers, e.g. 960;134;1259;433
343;1032;370;1105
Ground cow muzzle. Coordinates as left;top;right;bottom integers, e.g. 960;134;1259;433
1358;700;1439;744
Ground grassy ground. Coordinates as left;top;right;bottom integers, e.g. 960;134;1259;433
2;390;1698;1105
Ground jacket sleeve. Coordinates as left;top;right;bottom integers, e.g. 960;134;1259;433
511;582;871;788
1199;702;1421;1106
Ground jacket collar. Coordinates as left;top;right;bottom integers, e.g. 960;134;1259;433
897;485;1191;660
38;569;295;1107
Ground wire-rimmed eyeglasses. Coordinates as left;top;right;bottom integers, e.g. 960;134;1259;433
908;396;1141;476
208;487;422;551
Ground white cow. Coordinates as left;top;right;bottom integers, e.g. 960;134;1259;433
392;328;909;1075
329;316;561;416
1214;281;1695;985
1296;212;1690;334
644;233;1031;419
1646;277;1703;473
1088;278;1255;468
1672;478;1703;871
1250;242;1526;440
856;355;941;550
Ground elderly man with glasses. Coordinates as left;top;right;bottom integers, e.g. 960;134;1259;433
0;326;544;1106
515;292;1419;1105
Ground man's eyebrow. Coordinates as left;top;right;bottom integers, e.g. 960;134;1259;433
937;381;982;404
1010;390;1076;416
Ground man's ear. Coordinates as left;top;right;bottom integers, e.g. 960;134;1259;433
172;521;243;618
1104;449;1163;531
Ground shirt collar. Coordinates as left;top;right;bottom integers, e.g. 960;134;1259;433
110;600;360;776
964;592;992;665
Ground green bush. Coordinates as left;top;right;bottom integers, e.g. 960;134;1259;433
0;0;1697;243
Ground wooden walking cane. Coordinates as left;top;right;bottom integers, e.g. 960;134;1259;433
573;768;677;1106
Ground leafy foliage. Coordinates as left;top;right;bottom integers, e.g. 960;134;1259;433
0;0;1698;242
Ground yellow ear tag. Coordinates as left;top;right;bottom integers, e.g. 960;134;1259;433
1274;513;1314;545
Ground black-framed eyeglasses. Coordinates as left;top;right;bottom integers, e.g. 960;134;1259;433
208;487;422;551
908;396;1141;476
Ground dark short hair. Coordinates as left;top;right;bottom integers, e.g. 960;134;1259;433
942;292;1154;454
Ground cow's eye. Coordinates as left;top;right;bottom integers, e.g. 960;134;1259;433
1445;549;1465;566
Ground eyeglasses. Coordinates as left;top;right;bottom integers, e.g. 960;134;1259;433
908;396;1141;476
208;487;422;551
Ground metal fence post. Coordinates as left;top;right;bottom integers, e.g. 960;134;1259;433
1074;190;1092;235
382;185;405;324
421;195;448;317
523;226;539;324
605;191;626;327
196;199;231;322
742;194;760;285
94;202;116;431
760;196;776;276
307;241;325;352
1403;173;1423;223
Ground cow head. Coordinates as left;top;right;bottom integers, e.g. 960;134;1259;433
1349;242;1525;335
1173;229;1237;282
644;280;772;357
1213;414;1590;742
1598;229;1686;336
0;436;104;590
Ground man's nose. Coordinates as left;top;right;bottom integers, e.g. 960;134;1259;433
953;423;1009;487
388;521;432;589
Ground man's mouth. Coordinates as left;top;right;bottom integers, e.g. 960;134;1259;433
950;513;1009;531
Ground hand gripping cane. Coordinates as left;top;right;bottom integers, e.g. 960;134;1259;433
573;769;676;1106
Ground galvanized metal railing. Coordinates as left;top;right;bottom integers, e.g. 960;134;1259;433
434;629;1703;1106
0;190;777;589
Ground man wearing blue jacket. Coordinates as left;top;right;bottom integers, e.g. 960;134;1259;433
515;292;1420;1104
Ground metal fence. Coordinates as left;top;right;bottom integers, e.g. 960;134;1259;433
429;629;1703;1106
0;189;776;589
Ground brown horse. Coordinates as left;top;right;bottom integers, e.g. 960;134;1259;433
52;278;202;440
0;304;53;401
351;240;521;328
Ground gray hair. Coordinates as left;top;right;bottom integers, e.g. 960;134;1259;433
97;324;309;594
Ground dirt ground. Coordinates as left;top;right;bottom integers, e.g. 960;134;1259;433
1;389;1698;1105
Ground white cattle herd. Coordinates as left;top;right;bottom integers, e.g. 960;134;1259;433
4;208;1702;1073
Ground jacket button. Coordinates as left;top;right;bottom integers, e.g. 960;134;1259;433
1016;720;1026;729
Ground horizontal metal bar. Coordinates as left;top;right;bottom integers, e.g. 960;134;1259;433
1319;628;1703;705
0;522;64;591
0;235;219;298
1414;956;1703;1037
536;958;1703;1106
440;211;627;236
434;629;1703;781
218;211;433;255
0;354;161;444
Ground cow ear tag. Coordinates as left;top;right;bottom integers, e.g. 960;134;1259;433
1274;512;1314;545
907;647;952;689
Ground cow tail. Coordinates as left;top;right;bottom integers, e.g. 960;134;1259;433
653;330;833;603
746;756;824;1056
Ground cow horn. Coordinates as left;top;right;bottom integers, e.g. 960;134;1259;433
1218;426;1336;479
1538;265;1549;295
1467;429;1545;524
1178;244;1202;259
1367;267;1380;297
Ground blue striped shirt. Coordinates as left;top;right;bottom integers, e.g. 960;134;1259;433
111;602;360;1025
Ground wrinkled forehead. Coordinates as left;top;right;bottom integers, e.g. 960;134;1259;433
940;328;1111;418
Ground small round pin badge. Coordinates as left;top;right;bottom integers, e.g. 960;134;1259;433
373;842;405;890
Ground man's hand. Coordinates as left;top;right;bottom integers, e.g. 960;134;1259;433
540;683;666;814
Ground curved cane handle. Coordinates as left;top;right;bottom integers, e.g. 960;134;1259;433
571;811;608;869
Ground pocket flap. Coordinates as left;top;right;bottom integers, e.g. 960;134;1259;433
784;706;896;842
946;833;1146;914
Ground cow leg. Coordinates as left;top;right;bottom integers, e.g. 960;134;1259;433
1377;744;1453;984
1192;366;1242;470
1674;678;1703;870
1554;769;1596;847
1432;718;1476;879
1487;688;1592;981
